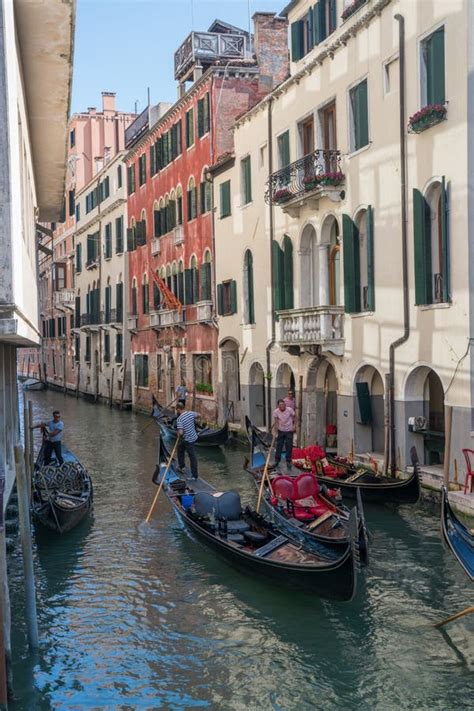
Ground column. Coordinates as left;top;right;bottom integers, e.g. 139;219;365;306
318;243;330;339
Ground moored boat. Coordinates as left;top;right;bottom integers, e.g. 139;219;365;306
155;438;360;601
23;378;45;391
441;485;474;581
153;396;229;447
32;442;93;533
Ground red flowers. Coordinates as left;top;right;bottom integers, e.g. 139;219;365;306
408;104;447;132
304;172;345;188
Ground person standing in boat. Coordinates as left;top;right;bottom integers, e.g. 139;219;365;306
273;399;295;470
175;380;188;406
284;389;296;413
33;410;65;465
175;402;199;479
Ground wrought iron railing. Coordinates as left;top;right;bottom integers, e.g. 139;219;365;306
80;313;102;327
265;150;343;205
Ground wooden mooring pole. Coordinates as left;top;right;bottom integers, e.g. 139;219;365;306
443;405;453;487
120;360;127;410
14;447;38;650
0;464;9;709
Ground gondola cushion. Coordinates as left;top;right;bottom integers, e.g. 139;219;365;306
225;520;250;533
243;531;267;544
294;473;320;499
194;490;242;520
272;476;295;501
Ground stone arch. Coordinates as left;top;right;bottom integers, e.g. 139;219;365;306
248;361;266;428
300;223;318;307
321;214;341;306
404;365;445;466
305;357;338;448
220;337;241;423
275;362;295;406
353;364;385;455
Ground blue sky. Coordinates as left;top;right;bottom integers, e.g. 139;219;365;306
71;0;284;115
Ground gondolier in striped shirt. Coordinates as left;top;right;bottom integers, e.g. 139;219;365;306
175;402;200;479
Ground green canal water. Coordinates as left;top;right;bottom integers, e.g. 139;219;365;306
9;391;474;710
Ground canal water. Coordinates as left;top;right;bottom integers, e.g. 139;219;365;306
9;391;473;710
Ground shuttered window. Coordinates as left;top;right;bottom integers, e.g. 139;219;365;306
243;250;255;324
241;156;252;205
127;164;135;195
413;183;450;306
154;209;162;237
116;283;123;322
115;334;123;363
105;286;112;323
220;181;231;218
142;281;149;314
272;237;293;311
187;187;197;221
75;296;81;328
356;382;372;424
421;27;445;106
291;20;305;62
217;281;237;316
277;131;290;169
153;282;161;310
104;333;111;363
127;226;136;252
349;79;369;152
75;336;80;362
149;144;156;176
131;286;138;316
76;243;82;273
177;196;183;225
186;108;194;148
117;164;122;188
135;354;149;388
85;335;91;363
342;214;361;314
104;223;112;259
139;154;146;185
197;93;210;137
115;216;124;253
365;206;375;311
200;261;212;301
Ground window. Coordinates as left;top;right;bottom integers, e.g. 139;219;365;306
156;353;163;390
86;232;99;266
383;56;399;95
105;284;112;323
193;354;212;391
142;275;149;314
127;164;136;195
217;280;237;316
104;223;112;259
243;250;255;324
197;93;210;137
277;131;290;169
177;262;185;304
75;336;80;362
55;264;66;291
115;216;124;253
171;121;182;159
420;26;445;107
290;2;337;62
413;180;449;305
68;190;75;217
186;108;194;148
149;143;156;176
200;179;212;214
272;235;294;310
135;354;149;388
342;208;375;313
75;295;81;328
116;282;123;322
139;154;147;186
241;156;252;205
187;178;197;221
349;79;369;152
315;0;337;42
259;143;267;169
177;189;183;225
185;256;199;305
115;334;123;364
136;218;147;246
153;280;161;310
75;204;80;222
131;280;138;315
104;333;111;363
154;205;162;237
117;164;122;188
200;253;212;301
127;225;136;252
220;181;231;218
99;177;109;203
70;129;75;148
85;335;91;363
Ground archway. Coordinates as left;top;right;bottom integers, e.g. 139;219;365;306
354;365;385;455
306;358;338;449
405;366;445;465
220;339;240;422
249;362;266;427
275;362;295;405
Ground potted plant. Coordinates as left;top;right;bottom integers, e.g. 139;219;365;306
303;175;319;191
341;0;367;22
408;104;447;133
316;171;345;187
273;187;292;204
195;382;214;395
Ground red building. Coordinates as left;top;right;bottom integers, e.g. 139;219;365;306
125;14;288;416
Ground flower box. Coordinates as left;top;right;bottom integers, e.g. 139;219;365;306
303;172;345;191
273;188;292;204
341;0;367;22
408;104;447;134
195;382;214;395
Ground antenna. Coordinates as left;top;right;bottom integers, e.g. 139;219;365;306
134;100;138;114
147;87;150;107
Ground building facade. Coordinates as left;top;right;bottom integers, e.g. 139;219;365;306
214;0;473;478
125;15;288;416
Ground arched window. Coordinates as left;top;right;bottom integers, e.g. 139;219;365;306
200;167;212;214
171;262;178;296
177;260;184;303
142;273;149;314
166;264;172;293
243;250;255;324
272;235;293;310
131;277;138;316
342;207;374;313
200;250;212;301
413;179;449;305
153;271;161;311
300;225;318;307
169;190;177;231
137;209;147;246
176;186;183;226
185;255;199;305
187;176;197;221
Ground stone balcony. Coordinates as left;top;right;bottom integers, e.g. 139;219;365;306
196;300;213;321
151;237;161;256
150;309;185;329
173;225;184;246
53;288;75;308
127;315;138;331
277;305;345;356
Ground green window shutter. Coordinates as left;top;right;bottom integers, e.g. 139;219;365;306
217;283;224;315
283;236;293;309
105;286;111;321
200;182;206;213
220;181;231;217
279;131;290;167
246;251;255;324
154;210;161;237
329;0;337;34
243;157;252;204
197;98;204;137
342;214;361;313
149;145;156;175
427;28;445;105
204;93;210;133
200;264;208;301
127;227;135;251
366;205;375;311
76;243;82;272
184;269;193;305
356;382;372;424
272;240;283;311
441;176;449;302
116;283;123;322
318;1;327;42
291;20;305;62
230;280;237;314
193;268;199;303
413;188;432;305
355;80;369;151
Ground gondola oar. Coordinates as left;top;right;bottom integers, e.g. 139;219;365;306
256;431;276;513
434;605;474;628
144;435;180;523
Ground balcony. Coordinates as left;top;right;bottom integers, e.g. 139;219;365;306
80;313;102;329
277;306;345;357
101;309;119;325
53;288;75;308
150;309;185;329
266;150;344;218
174;30;252;81
151;237;161;256
127;315;138;331
173;225;184;246
196;300;212;321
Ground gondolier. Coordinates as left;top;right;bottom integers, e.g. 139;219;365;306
175;380;188;405
176;402;200;479
273;399;295;469
33;410;64;465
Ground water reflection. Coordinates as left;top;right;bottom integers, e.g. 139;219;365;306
9;391;474;710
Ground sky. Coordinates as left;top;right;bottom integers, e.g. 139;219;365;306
71;0;284;115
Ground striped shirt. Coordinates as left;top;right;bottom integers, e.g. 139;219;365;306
176;411;199;443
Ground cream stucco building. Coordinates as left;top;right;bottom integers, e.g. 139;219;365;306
214;0;474;478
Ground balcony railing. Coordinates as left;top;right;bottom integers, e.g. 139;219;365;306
53;288;75;307
277;305;345;356
127;315;138;331
151;237;161;256
196;300;212;321
174;31;251;80
173;225;184;246
101;309;117;325
150;309;185;328
80;313;102;327
265;150;344;206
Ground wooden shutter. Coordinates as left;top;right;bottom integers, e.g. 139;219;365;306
427;28;445;105
356;382;372;424
203;93;210;133
75;296;80;327
217;283;224;315
200;264;208;301
366;205;375;311
342;214;361;313
355;80;369;151
154;210;161;237
184;269;193;305
76;243;82;272
127;227;135;251
329;0;337;33
116;283;123;322
283;237;293;309
197;98;204;137
200;182;206;213
413;188;432;305
150;144;156;175
177;196;183;224
243;157;252;204
291;20;305;62
272;240;283;311
230;280;237;314
280;131;290;167
441;176;449;302
317;1;327;43
220;181;231;217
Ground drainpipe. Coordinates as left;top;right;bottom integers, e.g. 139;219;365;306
266;97;275;431
388;13;410;475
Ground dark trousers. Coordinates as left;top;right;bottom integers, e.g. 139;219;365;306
44;441;64;465
275;431;293;464
177;440;198;478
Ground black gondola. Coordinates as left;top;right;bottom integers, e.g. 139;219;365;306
155;437;360;601
153;397;229;447
441;485;474;581
32;442;93;533
244;416;420;505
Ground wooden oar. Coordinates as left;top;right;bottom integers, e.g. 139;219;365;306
434;605;474;629
144;436;180;523
256;432;276;513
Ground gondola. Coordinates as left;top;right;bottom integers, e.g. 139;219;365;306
32;441;93;533
244;416;420;505
153;396;229;447
441;485;474;581
244;423;369;564
155;437;360;601
23;378;45;391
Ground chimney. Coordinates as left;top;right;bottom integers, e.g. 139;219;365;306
253;13;289;91
102;91;116;113
88;107;97;115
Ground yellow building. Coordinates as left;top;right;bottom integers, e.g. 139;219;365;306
214;0;472;480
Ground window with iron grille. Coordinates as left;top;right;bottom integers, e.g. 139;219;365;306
135;354;149;388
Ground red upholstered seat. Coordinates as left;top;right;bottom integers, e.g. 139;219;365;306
294;473;319;499
272;476;295;502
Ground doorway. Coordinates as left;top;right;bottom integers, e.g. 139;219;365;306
249;362;266;428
